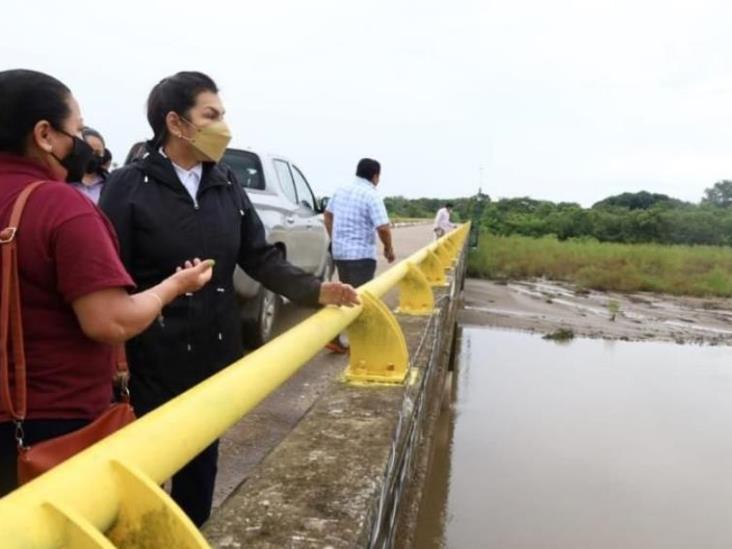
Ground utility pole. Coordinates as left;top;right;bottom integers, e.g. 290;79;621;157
469;165;486;248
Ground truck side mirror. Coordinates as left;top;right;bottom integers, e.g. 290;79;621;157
319;197;330;213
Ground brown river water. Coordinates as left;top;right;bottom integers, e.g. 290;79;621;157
415;327;732;549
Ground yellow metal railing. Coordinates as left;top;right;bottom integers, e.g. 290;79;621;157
0;223;470;548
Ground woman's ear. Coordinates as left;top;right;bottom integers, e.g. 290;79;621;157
32;120;54;153
166;111;189;140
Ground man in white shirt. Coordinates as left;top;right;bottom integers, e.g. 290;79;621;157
433;202;456;238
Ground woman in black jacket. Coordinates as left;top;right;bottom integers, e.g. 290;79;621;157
99;71;358;526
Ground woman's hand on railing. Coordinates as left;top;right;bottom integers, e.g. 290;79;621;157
319;282;360;307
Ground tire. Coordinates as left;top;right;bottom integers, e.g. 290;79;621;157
242;287;280;349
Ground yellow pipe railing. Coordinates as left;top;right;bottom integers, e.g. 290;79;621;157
0;223;470;548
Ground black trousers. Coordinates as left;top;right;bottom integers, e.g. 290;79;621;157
335;258;377;288
132;385;219;528
330;259;378;347
170;439;219;527
0;418;89;497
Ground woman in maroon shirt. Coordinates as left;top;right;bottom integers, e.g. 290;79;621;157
0;69;214;495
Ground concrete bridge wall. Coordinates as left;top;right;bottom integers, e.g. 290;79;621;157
204;245;467;548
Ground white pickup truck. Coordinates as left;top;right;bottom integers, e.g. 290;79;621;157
222;147;333;348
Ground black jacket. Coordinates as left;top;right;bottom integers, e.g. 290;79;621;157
99;147;321;409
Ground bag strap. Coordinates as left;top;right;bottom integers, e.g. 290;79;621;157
115;346;130;403
0;181;45;422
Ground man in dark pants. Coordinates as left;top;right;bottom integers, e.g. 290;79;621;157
323;158;395;353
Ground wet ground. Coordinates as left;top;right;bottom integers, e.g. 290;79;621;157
416;326;732;549
462;278;732;345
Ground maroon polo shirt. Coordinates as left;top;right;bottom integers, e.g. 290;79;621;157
0;154;135;421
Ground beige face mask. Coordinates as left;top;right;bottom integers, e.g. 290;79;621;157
181;118;232;162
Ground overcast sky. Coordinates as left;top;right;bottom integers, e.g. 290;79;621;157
4;0;732;206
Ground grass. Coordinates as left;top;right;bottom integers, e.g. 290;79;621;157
468;233;732;297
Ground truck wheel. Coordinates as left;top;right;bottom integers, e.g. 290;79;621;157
242;287;280;349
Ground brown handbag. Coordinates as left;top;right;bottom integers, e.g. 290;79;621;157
0;181;136;486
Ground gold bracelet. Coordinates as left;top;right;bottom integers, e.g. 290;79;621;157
147;291;164;310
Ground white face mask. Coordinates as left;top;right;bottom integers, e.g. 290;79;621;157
181;118;232;162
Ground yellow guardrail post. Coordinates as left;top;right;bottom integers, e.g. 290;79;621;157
0;224;470;547
441;238;458;266
42;501;115;548
433;240;453;270
107;461;208;548
419;250;448;287
395;262;435;316
456;222;470;247
344;292;409;384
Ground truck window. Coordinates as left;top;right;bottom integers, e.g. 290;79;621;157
273;160;298;205
221;149;265;190
291;166;316;211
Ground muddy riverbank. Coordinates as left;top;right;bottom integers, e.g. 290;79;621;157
461;278;732;345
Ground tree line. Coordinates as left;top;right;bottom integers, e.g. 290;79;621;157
385;181;732;246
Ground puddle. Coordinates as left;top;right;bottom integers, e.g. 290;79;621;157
415;328;732;549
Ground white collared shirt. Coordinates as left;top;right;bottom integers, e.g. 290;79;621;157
433;207;454;232
160;148;202;206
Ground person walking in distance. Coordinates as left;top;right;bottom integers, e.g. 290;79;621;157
433;202;456;238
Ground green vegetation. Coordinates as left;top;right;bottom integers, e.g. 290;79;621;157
385;181;732;296
468;233;732;297
389;181;732;297
543;328;576;341
607;300;621;321
385;181;732;246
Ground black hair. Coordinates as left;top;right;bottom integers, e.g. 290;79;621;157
445;202;454;208
146;71;219;145
0;69;71;155
82;126;105;147
124;141;147;165
356;158;381;182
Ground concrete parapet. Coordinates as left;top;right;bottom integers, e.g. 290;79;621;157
204;247;467;548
